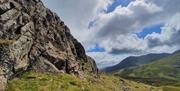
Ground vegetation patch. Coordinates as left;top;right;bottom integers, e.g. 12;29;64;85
0;39;15;45
6;71;164;91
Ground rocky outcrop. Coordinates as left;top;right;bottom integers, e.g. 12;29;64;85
0;0;98;90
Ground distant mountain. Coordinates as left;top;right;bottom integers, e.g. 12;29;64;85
173;49;180;54
103;53;170;72
119;51;180;86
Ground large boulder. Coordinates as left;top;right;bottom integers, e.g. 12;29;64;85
0;0;98;90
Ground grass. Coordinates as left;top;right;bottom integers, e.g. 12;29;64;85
6;71;163;91
4;50;180;91
7;72;85;91
0;39;15;45
162;86;180;91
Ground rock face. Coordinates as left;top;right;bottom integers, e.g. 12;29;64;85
0;0;98;90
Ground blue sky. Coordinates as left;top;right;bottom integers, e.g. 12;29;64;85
136;24;164;39
106;0;133;13
87;44;105;52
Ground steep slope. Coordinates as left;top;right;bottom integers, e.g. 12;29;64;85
103;53;170;72
120;51;180;86
0;0;97;90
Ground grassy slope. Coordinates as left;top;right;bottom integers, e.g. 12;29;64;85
161;86;180;91
104;53;170;72
6;71;162;91
119;53;180;86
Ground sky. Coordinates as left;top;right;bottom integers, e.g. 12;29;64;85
43;0;180;69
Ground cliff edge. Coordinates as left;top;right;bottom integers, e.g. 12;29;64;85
0;0;98;90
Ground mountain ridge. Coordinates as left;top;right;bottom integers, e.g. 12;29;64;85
103;52;171;72
119;50;180;86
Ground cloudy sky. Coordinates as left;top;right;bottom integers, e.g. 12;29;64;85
43;0;180;69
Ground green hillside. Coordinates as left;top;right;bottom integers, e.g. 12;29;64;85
119;52;180;86
6;71;164;91
103;53;170;72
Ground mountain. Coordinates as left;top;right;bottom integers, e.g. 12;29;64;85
1;0;180;91
0;0;97;90
103;53;170;72
120;50;180;86
173;49;180;54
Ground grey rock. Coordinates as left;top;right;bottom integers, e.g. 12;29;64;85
0;66;8;91
0;2;10;14
0;0;98;90
0;8;18;21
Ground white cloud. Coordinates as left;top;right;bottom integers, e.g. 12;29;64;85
43;0;180;68
43;0;112;41
94;0;163;38
144;13;180;53
87;52;131;69
91;0;180;54
90;0;179;67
